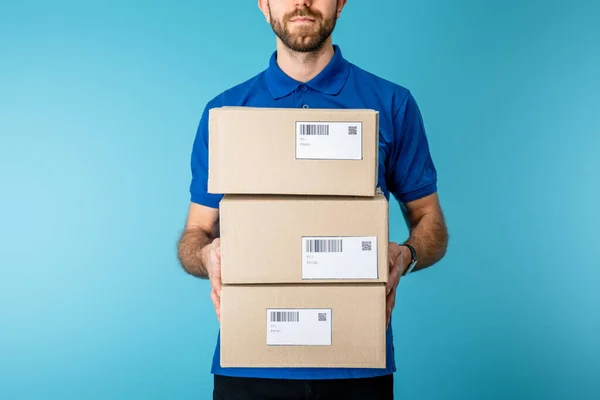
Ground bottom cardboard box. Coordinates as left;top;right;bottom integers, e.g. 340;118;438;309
220;284;386;368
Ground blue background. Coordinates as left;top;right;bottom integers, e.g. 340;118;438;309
1;1;599;399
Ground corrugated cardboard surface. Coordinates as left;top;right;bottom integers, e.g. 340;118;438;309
208;106;379;196
220;284;386;368
220;192;388;284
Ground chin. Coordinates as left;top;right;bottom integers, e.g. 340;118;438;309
290;43;325;53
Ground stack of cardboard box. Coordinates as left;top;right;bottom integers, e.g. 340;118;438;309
208;106;388;369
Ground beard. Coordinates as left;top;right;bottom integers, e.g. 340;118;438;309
269;6;337;53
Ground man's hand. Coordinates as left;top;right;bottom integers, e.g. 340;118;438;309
386;242;412;329
202;238;222;322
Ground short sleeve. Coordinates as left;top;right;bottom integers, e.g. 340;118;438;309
387;91;438;203
189;100;223;208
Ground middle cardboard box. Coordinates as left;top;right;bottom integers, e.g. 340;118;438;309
219;191;389;285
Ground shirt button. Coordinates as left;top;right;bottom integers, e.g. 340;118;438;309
303;104;309;108
301;85;307;92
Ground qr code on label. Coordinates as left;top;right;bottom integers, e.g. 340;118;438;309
318;313;327;322
362;241;372;251
348;126;357;135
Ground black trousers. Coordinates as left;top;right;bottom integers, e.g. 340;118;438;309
213;373;394;400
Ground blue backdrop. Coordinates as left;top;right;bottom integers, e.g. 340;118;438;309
1;1;599;399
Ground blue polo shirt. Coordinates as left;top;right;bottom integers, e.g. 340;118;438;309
189;45;438;380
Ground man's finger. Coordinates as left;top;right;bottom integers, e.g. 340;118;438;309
386;286;396;329
210;260;222;296
388;250;406;293
211;276;222;297
386;263;397;294
386;264;401;294
386;286;395;307
210;288;220;315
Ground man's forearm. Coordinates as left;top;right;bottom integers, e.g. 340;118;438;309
177;226;213;278
404;211;448;273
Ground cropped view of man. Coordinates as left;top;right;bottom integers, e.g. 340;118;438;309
177;1;449;399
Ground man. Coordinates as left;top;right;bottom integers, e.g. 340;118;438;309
177;0;449;398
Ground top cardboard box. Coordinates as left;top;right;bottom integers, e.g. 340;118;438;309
208;107;379;197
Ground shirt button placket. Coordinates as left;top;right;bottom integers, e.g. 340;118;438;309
298;84;309;108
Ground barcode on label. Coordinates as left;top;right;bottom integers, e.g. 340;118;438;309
362;241;372;251
270;311;300;322
348;126;358;135
299;124;329;136
306;239;343;253
318;312;327;322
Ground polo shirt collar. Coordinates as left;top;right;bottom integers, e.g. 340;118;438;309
265;44;350;99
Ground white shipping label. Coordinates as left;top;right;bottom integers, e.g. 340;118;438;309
266;309;332;346
302;236;378;279
295;122;362;160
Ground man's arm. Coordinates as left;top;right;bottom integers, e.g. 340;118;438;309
177;202;220;279
400;191;448;273
177;202;223;321
385;191;448;328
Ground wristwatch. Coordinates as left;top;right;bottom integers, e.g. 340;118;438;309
400;243;417;276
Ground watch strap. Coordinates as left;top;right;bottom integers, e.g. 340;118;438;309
400;243;417;276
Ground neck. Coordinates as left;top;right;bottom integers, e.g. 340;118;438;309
275;38;335;83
